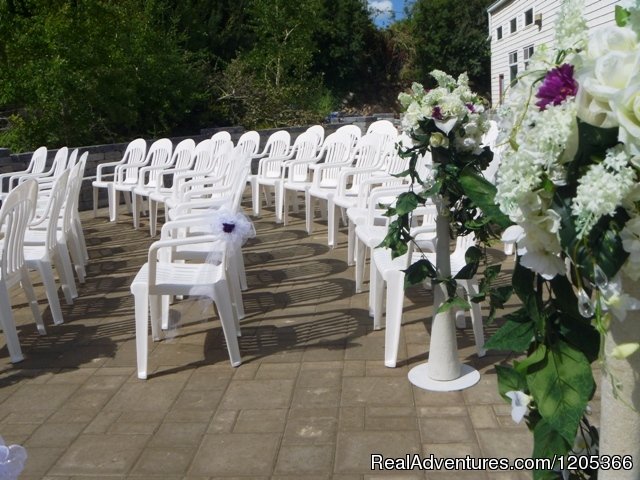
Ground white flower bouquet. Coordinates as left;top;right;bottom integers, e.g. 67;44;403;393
485;1;640;478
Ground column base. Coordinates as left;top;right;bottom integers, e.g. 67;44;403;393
408;363;480;392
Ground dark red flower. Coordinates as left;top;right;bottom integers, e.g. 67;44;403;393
535;64;578;110
432;105;443;120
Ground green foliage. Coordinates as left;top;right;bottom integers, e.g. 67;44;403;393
407;0;493;95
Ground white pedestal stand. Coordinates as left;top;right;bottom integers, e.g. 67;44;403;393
408;207;480;392
599;274;640;479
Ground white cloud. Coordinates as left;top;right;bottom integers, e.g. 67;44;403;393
368;0;394;23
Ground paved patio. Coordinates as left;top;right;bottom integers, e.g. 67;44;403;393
0;197;600;479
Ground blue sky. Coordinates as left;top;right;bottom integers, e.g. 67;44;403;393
369;0;412;27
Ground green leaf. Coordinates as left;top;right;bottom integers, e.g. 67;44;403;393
566;120;619;187
403;259;437;286
515;344;547;375
616;5;630;26
395;191;422;216
532;419;571;480
512;258;536;301
458;167;512;229
485;308;535;352
587;208;630;280
495;364;527;401
526;340;595;444
436;295;471;314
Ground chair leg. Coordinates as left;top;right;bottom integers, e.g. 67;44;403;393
327;196;338;248
133;286;150;379
369;251;377;317
213;282;242;367
92;186;99;218
149;199;158;237
347;221;355;267
0;283;24;363
305;188;313;234
108;184;118;222
283;188;290;226
20;268;45;335
124;190;132;213
66;236;86;284
237;250;248;291
372;260;384;328
263;185;272;208
226;261;245;322
250;176;260;217
73;216;89;264
37;261;65;325
274;180;283;224
355;238;366;294
384;270;405;368
132;193;140;230
161;295;170;330
55;243;78;300
462;280;486;357
149;294;163;341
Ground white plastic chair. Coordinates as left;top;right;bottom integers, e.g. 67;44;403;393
248;130;291;216
335;124;362;151
306;125;325;149
132;139;196;232
0;147;48;202
130;233;242;379
372;231;485;367
0;179;44;363
24;169;71;326
277;131;352;226
18;147;68;186
92;138;146;218
110;138;173;223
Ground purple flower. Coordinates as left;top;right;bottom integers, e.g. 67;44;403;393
535;64;578;110
466;103;475;113
432;106;443;120
222;222;236;233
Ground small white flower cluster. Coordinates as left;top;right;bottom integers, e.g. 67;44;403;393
555;0;588;51
398;70;489;155
572;145;637;238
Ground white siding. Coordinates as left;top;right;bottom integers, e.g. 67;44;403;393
488;0;623;107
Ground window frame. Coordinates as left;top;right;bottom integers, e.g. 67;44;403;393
523;44;534;69
497;26;503;40
510;17;517;33
509;50;518;84
524;8;534;26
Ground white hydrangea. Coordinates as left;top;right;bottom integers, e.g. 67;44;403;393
572;145;637;238
555;0;588;51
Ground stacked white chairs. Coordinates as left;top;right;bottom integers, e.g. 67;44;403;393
0;147;48;203
35;149;78;199
249;130;291;216
25;154;89;287
132;139;196;232
23;169;72;326
372;229;485;368
18;147;68;187
277;131;353;226
92;138;146;218
306;133;382;243
0;179;44;363
110;138;173;224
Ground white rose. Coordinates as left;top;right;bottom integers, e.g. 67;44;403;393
612;77;640;155
585;25;639;60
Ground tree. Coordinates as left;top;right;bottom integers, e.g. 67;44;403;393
407;0;492;96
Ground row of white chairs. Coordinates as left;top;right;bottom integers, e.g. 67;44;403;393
1;152;89;362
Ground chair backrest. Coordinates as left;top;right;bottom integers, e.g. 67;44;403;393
263;130;291;158
0;179;38;282
226;149;252;212
315;131;354;187
291;132;319;161
367;120;397;137
209;141;235;181
116;138;147;183
236;131;260;157
172;138;196;171
62;154;88;236
51;147;69;177
40;169;71;253
306;125;324;149
67;149;79;168
336;125;361;151
30;146;49;175
211;131;232;157
482;120;499;149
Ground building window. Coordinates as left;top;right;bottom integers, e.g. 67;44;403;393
497;26;503;40
523;45;534;69
499;74;505;105
510;18;517;33
525;8;534;26
509;51;518;84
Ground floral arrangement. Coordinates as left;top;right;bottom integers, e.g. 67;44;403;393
381;68;514;343
486;1;640;478
0;436;27;480
207;208;255;249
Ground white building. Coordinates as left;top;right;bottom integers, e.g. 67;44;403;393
486;0;621;107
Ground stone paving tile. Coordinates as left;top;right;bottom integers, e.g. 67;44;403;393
131;447;195;476
233;408;288;433
335;431;422;474
274;444;335;474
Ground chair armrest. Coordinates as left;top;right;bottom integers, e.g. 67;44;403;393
147;234;223;283
96;160;125;181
